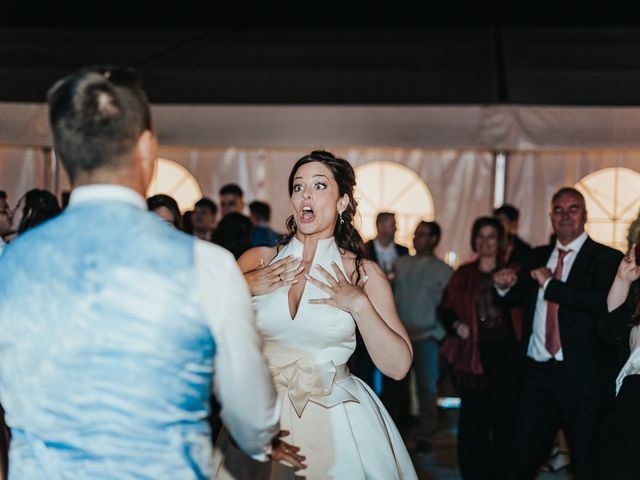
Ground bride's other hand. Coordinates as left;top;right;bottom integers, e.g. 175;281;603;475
244;255;303;296
306;262;369;313
269;430;307;469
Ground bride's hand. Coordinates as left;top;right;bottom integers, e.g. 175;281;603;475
306;262;369;313
244;256;303;296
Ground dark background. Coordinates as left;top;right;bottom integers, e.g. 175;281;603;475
3;1;640;105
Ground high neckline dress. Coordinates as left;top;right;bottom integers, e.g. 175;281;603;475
214;236;417;479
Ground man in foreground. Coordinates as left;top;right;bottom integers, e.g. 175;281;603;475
0;66;304;479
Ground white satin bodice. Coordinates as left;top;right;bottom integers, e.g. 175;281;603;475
253;236;357;368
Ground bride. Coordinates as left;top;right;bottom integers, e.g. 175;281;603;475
213;150;417;479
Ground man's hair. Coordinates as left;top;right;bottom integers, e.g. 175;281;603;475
551;187;586;207
47;66;152;182
219;183;244;198
375;211;395;226
194;197;218;216
493;204;520;222
418;220;442;247
249;200;271;222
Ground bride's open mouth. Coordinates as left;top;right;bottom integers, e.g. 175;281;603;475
299;205;316;223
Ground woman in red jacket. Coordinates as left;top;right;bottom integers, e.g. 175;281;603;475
438;216;523;480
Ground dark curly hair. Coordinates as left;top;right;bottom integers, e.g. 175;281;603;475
17;189;61;234
283;150;367;284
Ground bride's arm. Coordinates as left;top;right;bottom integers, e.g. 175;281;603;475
354;259;413;380
308;258;412;380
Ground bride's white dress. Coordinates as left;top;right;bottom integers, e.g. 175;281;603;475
213;236;418;479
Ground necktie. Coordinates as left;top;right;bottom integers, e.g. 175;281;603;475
545;248;572;356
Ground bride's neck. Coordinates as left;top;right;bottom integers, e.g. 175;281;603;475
295;233;332;262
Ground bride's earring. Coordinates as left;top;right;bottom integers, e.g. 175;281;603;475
339;212;345;225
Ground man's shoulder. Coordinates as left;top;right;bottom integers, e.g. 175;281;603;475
583;236;624;262
395;243;409;255
433;256;454;274
195;238;239;266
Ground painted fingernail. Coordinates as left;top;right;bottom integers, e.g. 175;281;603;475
304;274;310;280
291;279;298;284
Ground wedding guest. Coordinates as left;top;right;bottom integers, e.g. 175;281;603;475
393;220;453;454
439;216;522;480
147;193;182;229
249;200;280;247
11;188;61;237
598;247;640;480
192;197;217;241
213;212;253;259
219;183;245;217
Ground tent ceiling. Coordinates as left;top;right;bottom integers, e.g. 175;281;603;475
3;26;640;105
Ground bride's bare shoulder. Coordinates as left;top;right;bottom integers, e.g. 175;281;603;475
237;246;278;273
339;251;383;279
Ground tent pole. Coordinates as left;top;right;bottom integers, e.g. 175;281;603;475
493;150;507;209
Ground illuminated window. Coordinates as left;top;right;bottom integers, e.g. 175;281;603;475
147;158;202;213
354;161;435;249
575;167;640;252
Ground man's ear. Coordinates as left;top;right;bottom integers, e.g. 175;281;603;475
136;130;158;191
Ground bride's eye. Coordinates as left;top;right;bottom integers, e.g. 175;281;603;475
293;184;304;192
314;182;327;190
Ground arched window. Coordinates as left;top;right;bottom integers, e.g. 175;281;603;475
354;161;435;249
575;167;640;252
147;158;202;213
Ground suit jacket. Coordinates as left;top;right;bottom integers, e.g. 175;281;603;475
504;236;623;397
509;235;533;267
365;240;409;265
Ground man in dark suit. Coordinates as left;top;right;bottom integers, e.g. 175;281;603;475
494;203;533;267
365;212;409;276
495;187;622;480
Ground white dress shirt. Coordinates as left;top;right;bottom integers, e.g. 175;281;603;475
373;239;399;273
69;185;279;459
527;231;589;361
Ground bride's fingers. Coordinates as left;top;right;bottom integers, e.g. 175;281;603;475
330;261;349;284
308;297;337;307
304;274;334;294
356;275;369;289
314;264;339;288
269;259;301;278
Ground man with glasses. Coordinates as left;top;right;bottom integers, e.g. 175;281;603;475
0;66;304;479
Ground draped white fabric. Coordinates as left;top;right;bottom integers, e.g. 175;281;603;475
3;103;640;261
507;151;640;247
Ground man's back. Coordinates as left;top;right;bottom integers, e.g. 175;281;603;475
0;193;217;479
